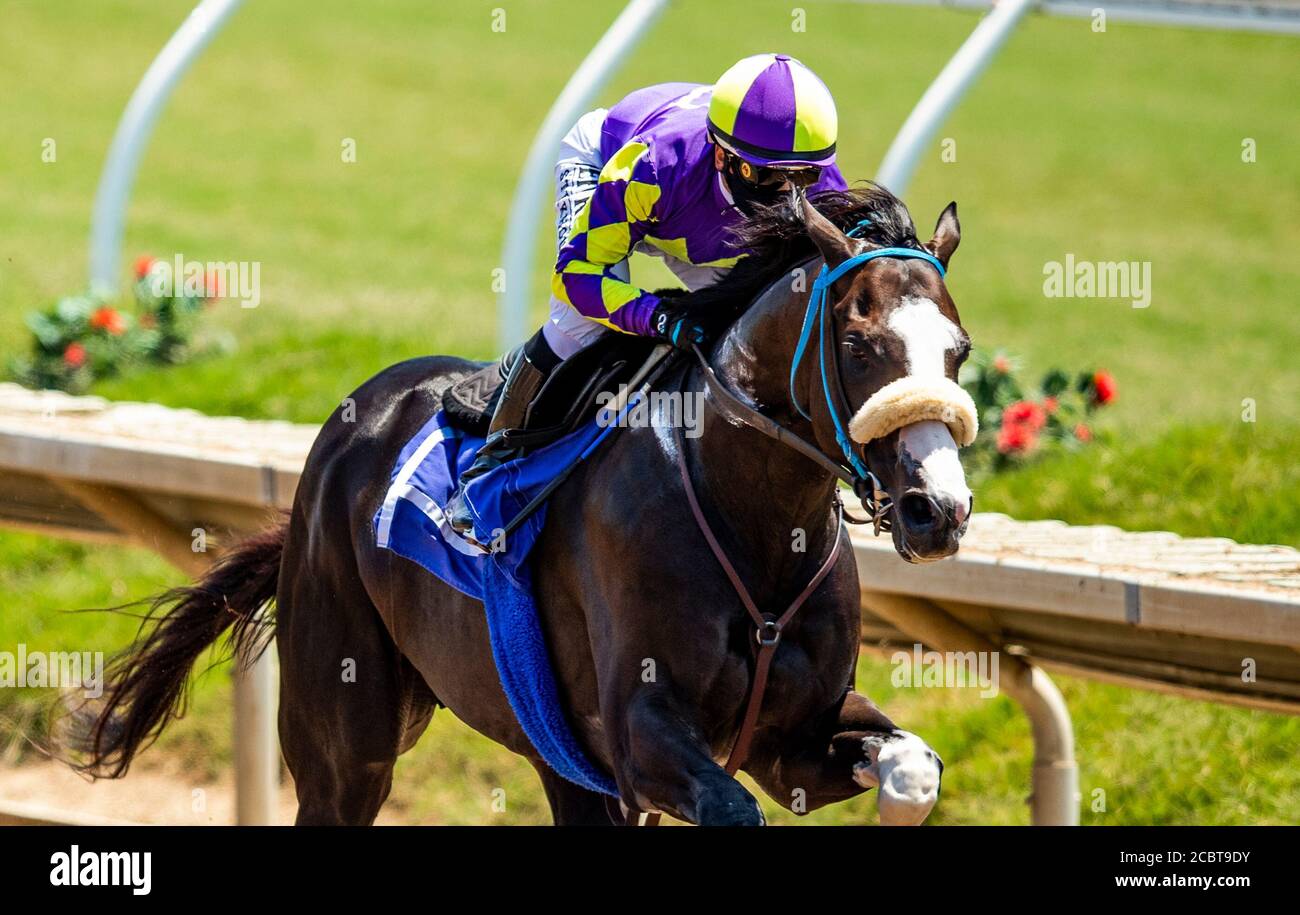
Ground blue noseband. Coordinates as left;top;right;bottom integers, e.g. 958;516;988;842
788;228;948;481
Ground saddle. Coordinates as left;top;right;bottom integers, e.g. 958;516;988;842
441;333;661;450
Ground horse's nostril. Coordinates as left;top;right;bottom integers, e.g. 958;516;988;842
899;494;938;529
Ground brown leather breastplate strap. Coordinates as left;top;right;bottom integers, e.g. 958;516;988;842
621;364;845;826
668;421;844;789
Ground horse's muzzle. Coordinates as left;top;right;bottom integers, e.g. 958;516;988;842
849;377;975;562
892;487;970;562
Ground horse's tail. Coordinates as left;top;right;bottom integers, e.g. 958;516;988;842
65;519;286;778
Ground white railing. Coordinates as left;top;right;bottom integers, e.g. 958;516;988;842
88;0;245;296
497;0;671;351
3;389;1297;827
872;0;1300;35
875;0;1039;197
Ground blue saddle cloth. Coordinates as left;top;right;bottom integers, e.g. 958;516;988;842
373;408;620;796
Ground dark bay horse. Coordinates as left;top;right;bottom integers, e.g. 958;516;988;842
70;186;973;825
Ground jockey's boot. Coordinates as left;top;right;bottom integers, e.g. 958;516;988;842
446;345;550;537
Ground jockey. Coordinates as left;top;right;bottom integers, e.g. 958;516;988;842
447;53;846;535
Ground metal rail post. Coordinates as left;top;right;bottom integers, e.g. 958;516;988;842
88;0;245;295
497;0;670;352
875;0;1038;198
233;642;279;825
53;479;279;824
862;590;1079;825
82;0;274;824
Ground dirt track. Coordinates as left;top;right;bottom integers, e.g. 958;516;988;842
0;759;404;825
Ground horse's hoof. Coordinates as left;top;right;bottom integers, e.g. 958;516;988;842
853;730;943;826
696;793;766;826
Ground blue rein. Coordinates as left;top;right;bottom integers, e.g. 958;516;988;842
788;232;948;480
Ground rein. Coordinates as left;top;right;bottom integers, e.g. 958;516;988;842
684;244;946;537
690;346;889;535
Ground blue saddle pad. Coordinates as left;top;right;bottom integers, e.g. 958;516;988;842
373;408;620;796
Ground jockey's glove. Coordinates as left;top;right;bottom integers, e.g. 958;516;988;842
650;301;708;350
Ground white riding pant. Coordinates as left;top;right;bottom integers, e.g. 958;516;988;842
542;108;623;360
543;108;730;360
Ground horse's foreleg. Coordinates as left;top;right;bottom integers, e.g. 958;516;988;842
614;691;766;826
534;766;621;826
749;690;944;825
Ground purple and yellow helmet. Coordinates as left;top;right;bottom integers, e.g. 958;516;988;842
707;53;838;168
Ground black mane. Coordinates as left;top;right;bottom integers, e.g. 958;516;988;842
661;183;920;330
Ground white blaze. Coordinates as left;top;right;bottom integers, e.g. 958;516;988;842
898;421;971;523
885;296;971;521
887;295;963;378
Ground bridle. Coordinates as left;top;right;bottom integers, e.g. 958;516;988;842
692;238;949;535
623;240;949;825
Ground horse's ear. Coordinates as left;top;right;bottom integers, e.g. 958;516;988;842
796;191;856;269
925;202;960;268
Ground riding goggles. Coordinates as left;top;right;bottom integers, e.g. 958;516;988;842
715;136;823;189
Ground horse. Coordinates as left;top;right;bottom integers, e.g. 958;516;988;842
67;185;974;825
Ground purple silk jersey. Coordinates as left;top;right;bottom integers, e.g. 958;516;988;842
551;82;847;337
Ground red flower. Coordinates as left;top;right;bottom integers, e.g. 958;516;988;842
1003;400;1047;432
204;270;224;298
1092;370;1117;406
997;422;1037;455
1074;423;1093;442
993;354;1011;374
89;306;127;336
63;342;86;368
134;255;156;280
1044;396;1059;414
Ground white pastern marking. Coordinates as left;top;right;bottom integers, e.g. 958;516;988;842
886;295;962;379
898;420;972;522
853;730;943;826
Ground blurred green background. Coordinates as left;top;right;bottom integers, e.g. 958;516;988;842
0;0;1296;824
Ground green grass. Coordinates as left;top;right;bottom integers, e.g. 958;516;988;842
979;423;1300;549
0;0;1296;824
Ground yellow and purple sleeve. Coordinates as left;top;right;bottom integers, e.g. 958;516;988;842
552;140;663;336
